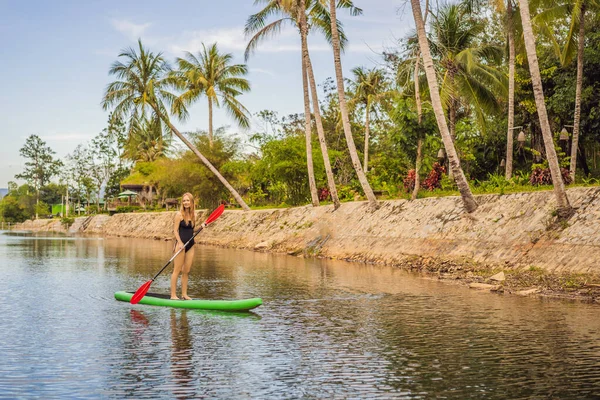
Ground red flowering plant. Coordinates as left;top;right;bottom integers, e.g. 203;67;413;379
529;165;572;186
423;162;446;190
318;187;330;201
403;169;416;192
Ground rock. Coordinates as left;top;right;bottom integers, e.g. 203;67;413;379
489;271;506;282
469;283;500;291
254;241;271;250
516;288;540;296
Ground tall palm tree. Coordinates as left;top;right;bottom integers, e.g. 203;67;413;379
559;0;599;180
462;0;519;180
505;0;517;180
430;4;506;141
102;40;251;211
173;43;251;148
245;0;349;209
348;67;389;174
410;0;478;213
328;0;378;210
412;0;429;200
517;0;571;215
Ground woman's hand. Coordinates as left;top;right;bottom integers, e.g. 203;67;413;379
176;241;185;251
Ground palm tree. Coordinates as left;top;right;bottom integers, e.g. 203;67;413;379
327;0;378;210
102;40;251;211
505;0;517;180
412;0;429;200
517;0;571;216
430;4;506;140
409;0;478;213
173;43;250;148
348;67;389;174
462;0;518;180
245;0;348;209
559;1;599;180
124;115;170;162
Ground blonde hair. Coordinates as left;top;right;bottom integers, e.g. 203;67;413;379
179;192;195;227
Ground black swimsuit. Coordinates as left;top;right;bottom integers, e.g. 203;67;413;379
178;219;195;252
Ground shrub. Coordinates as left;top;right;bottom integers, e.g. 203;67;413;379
61;217;75;229
318;187;330;201
423;162;446;191
530;166;572;186
403;169;416;192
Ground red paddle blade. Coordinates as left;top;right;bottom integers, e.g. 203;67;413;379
205;204;225;225
130;280;153;304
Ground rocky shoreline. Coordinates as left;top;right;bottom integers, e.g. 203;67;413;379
13;187;600;303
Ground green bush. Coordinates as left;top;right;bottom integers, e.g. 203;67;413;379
61;216;75;229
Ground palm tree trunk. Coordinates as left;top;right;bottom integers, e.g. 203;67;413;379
412;0;428;200
328;0;378;210
506;0;516;180
412;138;423;200
300;30;320;207
363;100;370;173
155;106;251;211
208;97;214;148
569;3;586;181
300;9;341;209
410;0;478;213
518;0;571;215
448;98;457;180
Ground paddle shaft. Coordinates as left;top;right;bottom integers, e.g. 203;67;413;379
151;226;204;281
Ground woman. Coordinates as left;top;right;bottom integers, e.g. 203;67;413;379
171;193;201;300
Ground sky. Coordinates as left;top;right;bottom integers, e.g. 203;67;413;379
0;0;414;188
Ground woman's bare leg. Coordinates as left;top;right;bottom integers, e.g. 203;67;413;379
171;250;185;299
181;247;195;300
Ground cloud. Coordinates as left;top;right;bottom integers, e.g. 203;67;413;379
249;68;277;77
169;27;247;54
111;19;152;40
168;26;325;56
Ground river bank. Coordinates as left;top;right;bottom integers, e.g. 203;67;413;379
14;187;600;302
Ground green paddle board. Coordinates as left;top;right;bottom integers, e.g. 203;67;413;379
115;291;262;311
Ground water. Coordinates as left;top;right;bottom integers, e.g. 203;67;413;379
1;231;599;399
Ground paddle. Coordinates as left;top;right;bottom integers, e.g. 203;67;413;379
130;204;225;304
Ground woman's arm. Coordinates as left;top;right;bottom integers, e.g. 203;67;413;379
173;211;184;250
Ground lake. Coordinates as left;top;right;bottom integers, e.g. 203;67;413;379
1;231;599;399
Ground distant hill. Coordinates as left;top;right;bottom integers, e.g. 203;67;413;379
0;188;7;199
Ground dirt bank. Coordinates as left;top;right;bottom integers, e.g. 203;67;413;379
14;187;600;302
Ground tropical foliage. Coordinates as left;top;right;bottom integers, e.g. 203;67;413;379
6;0;600;220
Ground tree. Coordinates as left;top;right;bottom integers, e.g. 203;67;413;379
106;112;128;167
560;0;600;180
429;4;506;164
328;0;378;210
517;0;571;216
173;43;250;148
505;0;517;180
410;0;478;212
15;134;62;219
102;40;251;210
348;66;390;174
123;115;170;162
245;0;352;209
90;129;117;212
67;145;93;215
